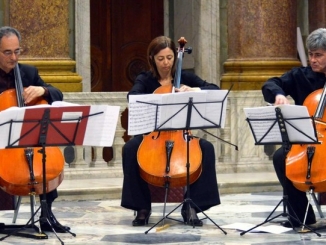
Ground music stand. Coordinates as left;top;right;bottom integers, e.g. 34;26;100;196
0;103;120;243
128;90;231;234
241;105;321;236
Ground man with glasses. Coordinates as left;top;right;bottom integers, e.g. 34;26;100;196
0;26;69;233
261;28;326;228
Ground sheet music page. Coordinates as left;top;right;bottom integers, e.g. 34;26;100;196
128;90;229;134
128;94;162;135
83;105;120;147
0;107;23;148
161;91;207;129
198;90;228;128
52;101;81;106
243;105;317;143
0;104;120;148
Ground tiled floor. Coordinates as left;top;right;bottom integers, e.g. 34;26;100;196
1;190;326;244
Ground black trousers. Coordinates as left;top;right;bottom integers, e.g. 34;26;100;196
121;135;220;212
40;189;58;204
273;147;316;225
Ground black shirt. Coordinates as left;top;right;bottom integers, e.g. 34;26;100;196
128;70;219;100
262;66;326;105
0;69;15;93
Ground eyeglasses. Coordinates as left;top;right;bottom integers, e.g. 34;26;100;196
1;48;21;57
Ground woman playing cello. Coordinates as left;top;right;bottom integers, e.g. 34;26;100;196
261;28;326;228
121;36;221;226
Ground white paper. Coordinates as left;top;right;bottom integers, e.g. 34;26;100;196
221;222;292;234
128;90;228;135
83;105;120;147
0;102;120;148
243;105;317;144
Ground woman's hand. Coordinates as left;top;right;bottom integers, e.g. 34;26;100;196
175;85;201;92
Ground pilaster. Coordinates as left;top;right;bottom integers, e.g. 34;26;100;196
221;0;301;90
7;0;82;92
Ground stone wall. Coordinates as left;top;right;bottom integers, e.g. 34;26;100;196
61;90;275;180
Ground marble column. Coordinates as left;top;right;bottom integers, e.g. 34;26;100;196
7;0;82;92
308;0;326;32
75;0;91;92
221;0;301;90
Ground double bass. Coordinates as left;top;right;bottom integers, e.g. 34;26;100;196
0;64;64;196
286;86;326;193
137;37;202;188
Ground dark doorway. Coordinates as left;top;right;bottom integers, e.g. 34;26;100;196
90;0;164;92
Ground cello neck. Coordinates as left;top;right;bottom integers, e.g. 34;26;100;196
13;64;25;107
314;83;326;119
174;37;192;89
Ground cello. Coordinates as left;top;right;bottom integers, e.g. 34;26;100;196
137;37;202;188
286;85;326;193
0;64;65;196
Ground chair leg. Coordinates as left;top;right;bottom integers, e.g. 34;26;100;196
12;196;22;223
12;195;38;224
161;184;170;226
310;191;324;218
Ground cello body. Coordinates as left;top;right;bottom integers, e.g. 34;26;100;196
0;88;65;196
138;130;202;188
286;89;326;192
137;84;202;187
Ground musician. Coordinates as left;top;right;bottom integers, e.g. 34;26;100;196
121;36;221;226
0;26;69;233
261;28;326;228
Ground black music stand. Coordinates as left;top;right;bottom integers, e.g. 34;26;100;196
129;90;232;234
0;105;107;244
241;106;321;236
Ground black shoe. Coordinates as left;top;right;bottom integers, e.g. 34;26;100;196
281;220;316;228
132;209;151;226
48;213;71;231
181;208;203;227
40;220;70;233
40;211;70;233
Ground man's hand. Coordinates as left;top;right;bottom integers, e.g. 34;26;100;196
23;86;45;104
274;94;290;105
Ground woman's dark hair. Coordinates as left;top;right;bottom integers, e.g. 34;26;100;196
147;36;177;79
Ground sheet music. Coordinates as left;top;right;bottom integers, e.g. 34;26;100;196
243;105;317;143
128;90;228;135
83;105;120;146
0;102;120;148
128;94;162;135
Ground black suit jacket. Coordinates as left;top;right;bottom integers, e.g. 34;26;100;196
18;63;63;104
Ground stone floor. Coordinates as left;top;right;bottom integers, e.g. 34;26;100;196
1;173;326;244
